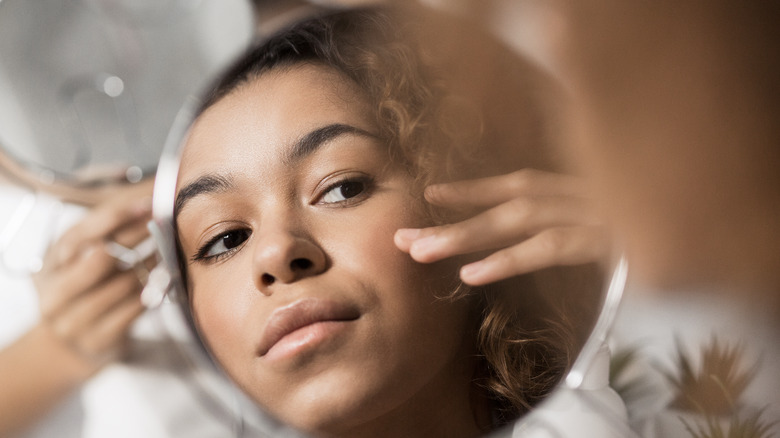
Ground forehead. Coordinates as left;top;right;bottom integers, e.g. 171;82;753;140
178;63;373;186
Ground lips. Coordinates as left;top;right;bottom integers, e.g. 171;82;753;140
257;298;360;357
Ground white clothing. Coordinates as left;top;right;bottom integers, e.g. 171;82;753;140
499;344;632;438
0;186;237;438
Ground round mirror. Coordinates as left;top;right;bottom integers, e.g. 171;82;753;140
147;3;631;437
0;0;253;202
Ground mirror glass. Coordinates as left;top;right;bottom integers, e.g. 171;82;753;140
149;3;630;437
0;0;253;192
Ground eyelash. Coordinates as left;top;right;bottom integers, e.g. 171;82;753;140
315;175;374;206
191;175;375;264
192;228;250;263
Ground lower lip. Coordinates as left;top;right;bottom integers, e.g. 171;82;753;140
262;320;353;362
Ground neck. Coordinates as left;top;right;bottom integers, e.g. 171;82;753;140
329;358;488;438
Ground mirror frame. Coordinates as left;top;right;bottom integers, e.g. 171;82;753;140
145;5;630;436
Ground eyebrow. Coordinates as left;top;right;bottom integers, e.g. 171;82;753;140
175;174;234;220
174;123;378;220
285;123;378;163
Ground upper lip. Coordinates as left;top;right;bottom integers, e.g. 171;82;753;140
257;298;360;356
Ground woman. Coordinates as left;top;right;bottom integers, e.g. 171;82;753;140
173;7;607;437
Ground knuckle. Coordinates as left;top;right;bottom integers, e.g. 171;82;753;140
51;318;77;340
441;225;467;247
486;250;524;279
447;219;487;251
537;229;567;256
493;249;517;268
508;169;537;192
506;197;535;223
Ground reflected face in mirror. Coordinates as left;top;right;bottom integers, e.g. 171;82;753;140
168;7;591;437
175;63;479;436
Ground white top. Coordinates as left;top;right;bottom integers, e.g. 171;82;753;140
505;344;631;438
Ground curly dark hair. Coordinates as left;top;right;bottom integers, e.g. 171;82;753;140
195;5;602;426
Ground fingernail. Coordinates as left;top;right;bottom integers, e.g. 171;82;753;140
424;184;443;199
410;235;438;255
460;261;484;280
395;228;422;242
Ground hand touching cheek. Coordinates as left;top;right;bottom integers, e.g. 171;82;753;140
395;169;610;285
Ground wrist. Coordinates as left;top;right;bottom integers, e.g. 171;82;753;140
31;323;101;384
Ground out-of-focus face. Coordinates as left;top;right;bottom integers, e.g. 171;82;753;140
550;1;780;293
174;64;476;435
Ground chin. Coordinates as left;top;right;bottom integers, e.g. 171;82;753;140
258;366;391;435
275;392;380;437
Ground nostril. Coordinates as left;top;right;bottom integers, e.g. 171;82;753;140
290;258;313;271
261;273;275;286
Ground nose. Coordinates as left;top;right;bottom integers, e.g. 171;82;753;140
252;226;327;293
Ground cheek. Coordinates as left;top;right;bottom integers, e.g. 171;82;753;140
189;267;257;367
334;196;465;329
336;196;434;286
323;202;473;386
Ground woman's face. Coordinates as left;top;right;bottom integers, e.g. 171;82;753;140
175;64;475;434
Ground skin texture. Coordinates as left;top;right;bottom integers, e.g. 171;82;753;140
176;64;481;438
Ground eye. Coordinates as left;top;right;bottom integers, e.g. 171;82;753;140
319;179;369;204
194;229;251;262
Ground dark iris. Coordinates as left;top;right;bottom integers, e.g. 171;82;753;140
222;230;249;249
339;181;364;199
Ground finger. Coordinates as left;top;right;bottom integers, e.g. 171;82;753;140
108;218;151;248
37;243;123;317
425;169;584;210
459;225;609;286
103;222;154;271
47;271;142;340
401;196;596;263
77;295;144;360
47;197;152;267
394;227;422;253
